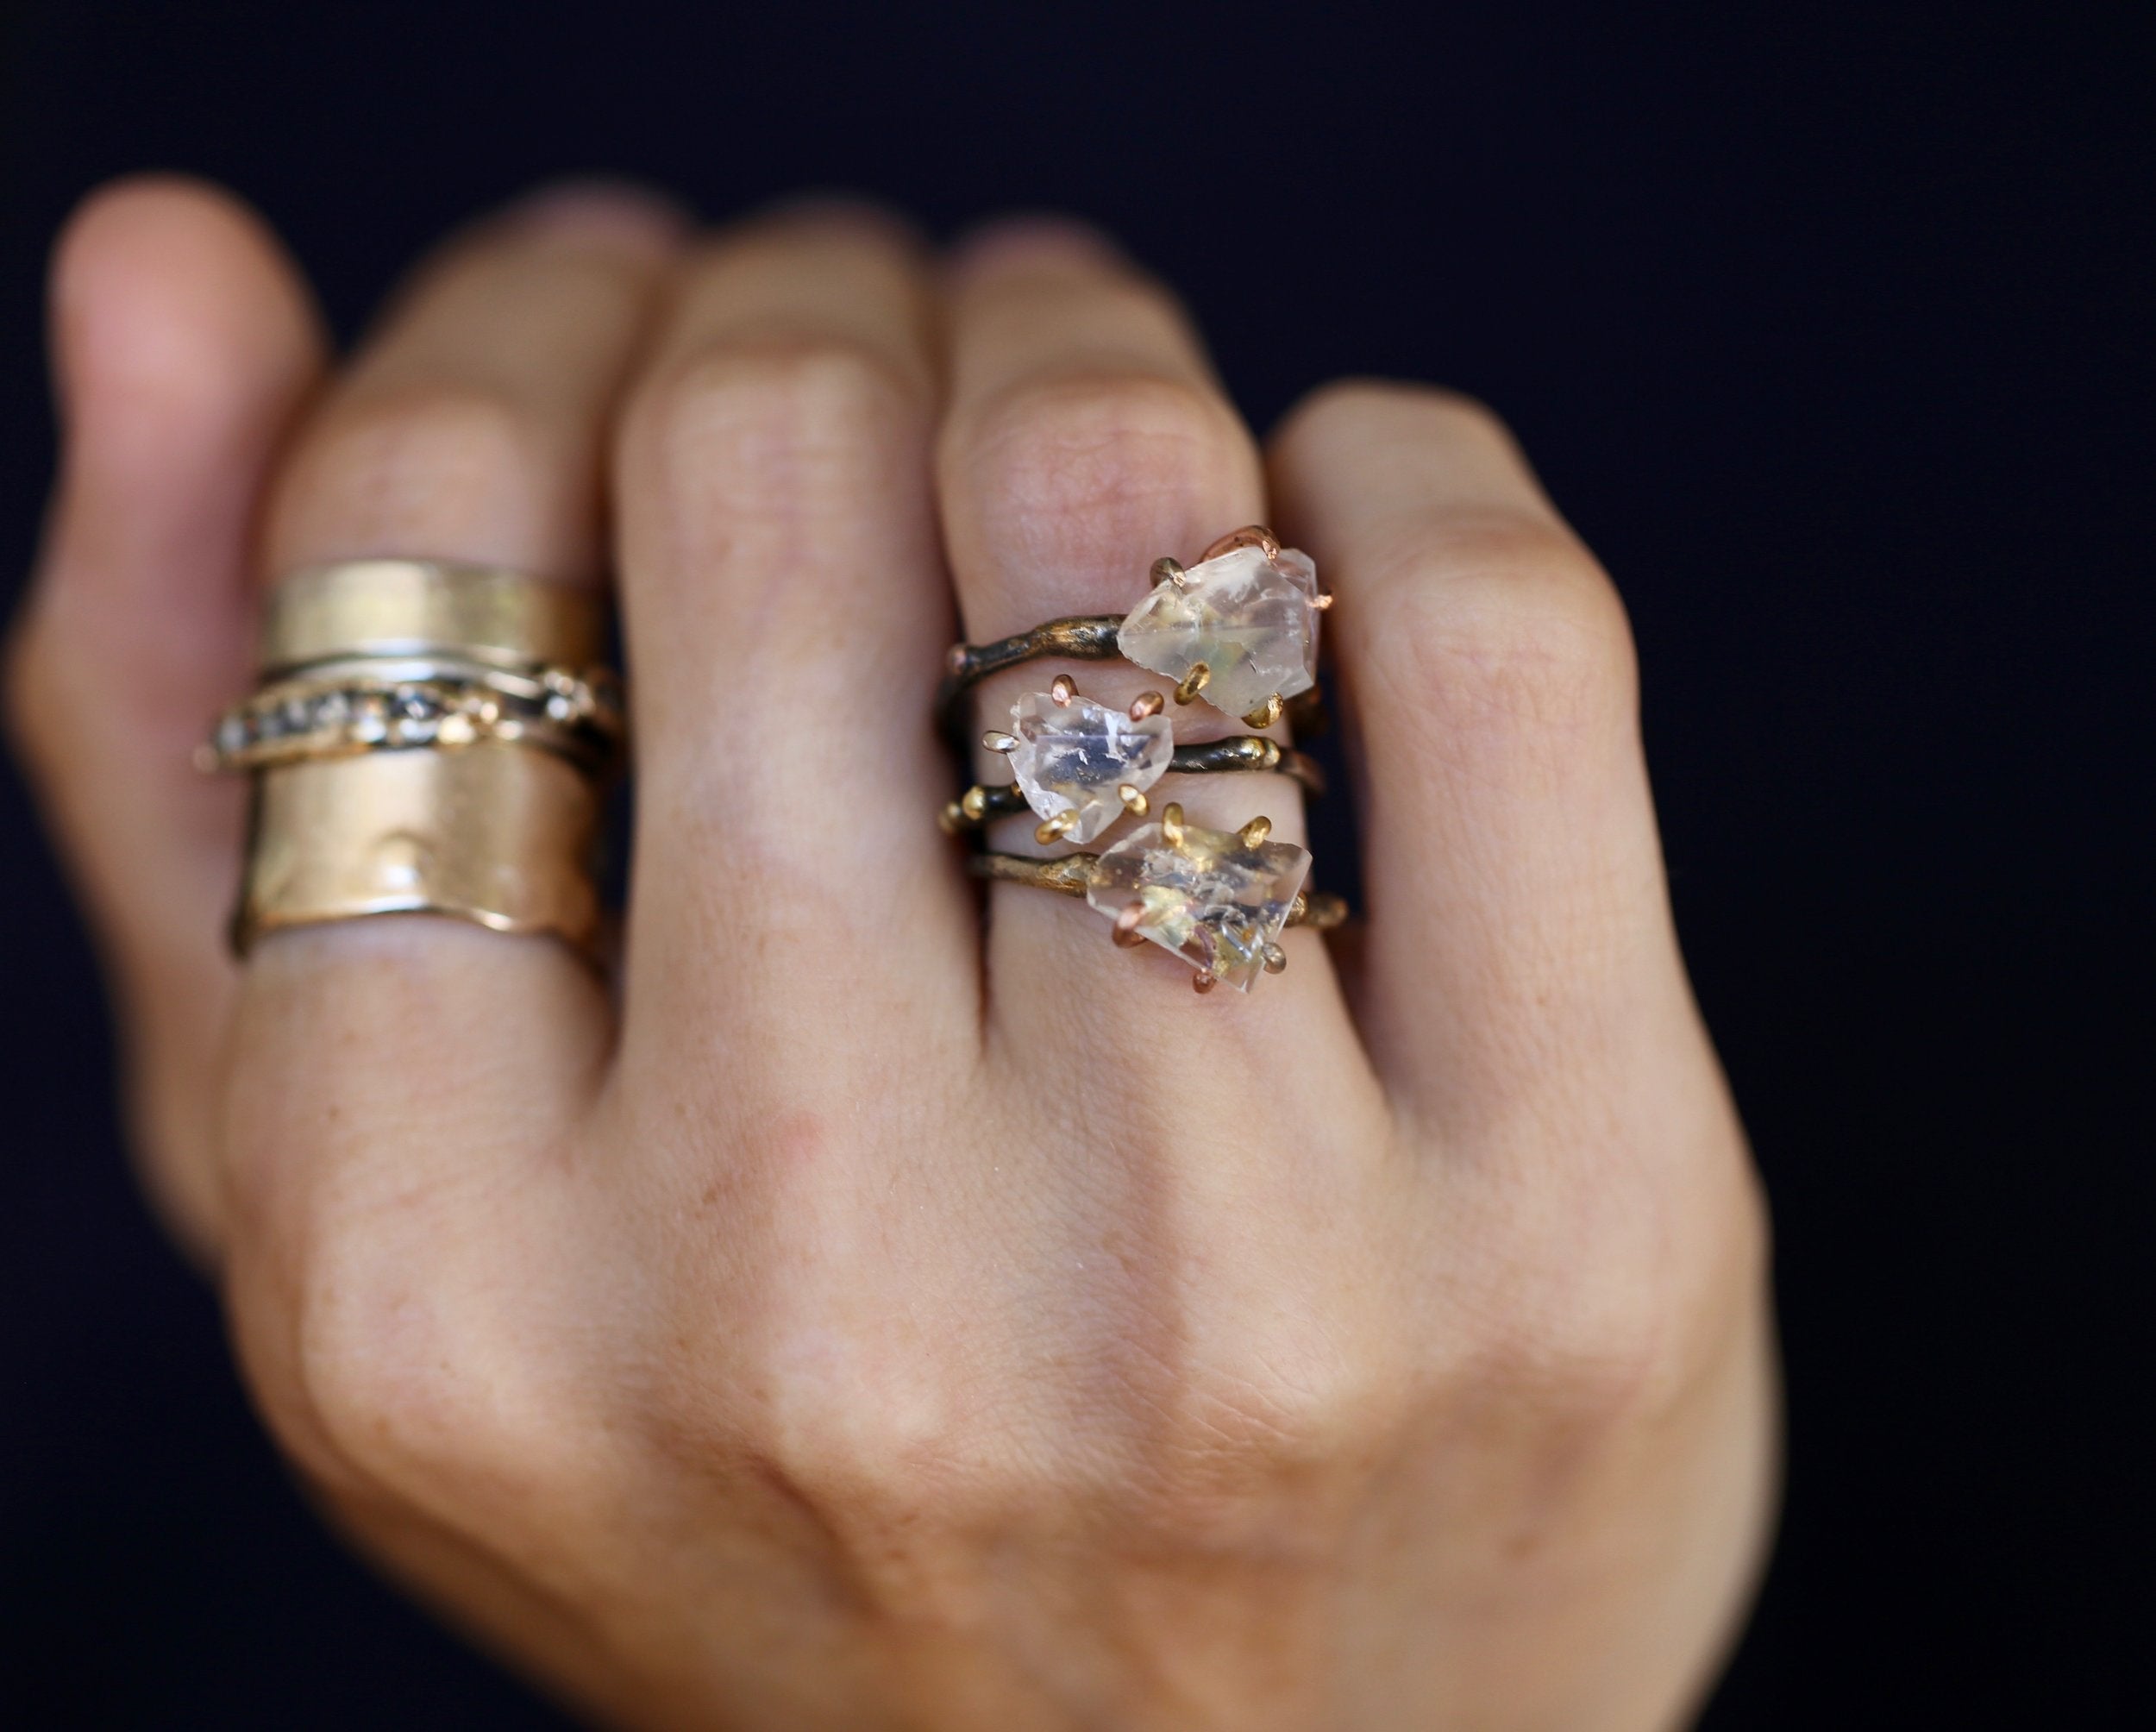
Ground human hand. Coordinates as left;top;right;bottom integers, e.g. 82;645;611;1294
7;178;1775;1729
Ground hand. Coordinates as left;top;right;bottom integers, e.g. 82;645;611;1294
8;178;1775;1729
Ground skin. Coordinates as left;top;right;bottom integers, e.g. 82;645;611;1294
6;177;1778;1729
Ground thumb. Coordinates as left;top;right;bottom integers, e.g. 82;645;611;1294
6;175;325;1260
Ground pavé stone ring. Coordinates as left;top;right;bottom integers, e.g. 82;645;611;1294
940;527;1344;994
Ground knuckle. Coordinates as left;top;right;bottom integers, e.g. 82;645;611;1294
1461;1258;1676;1435
281;1238;588;1517
1149;1344;1408;1510
950;369;1251;548
740;1327;1018;1548
1359;516;1638;755
627;335;918;505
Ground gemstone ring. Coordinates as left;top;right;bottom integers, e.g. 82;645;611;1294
969;803;1349;995
940;526;1343;995
934;524;1333;735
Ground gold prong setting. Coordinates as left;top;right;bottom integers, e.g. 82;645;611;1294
1081;800;1313;993
993;675;1175;847
1116;524;1327;723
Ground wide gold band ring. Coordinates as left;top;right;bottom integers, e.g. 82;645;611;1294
209;561;620;958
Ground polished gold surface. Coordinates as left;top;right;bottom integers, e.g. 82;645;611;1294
263;559;605;674
1197;524;1282;562
235;744;603;956
219;560;617;959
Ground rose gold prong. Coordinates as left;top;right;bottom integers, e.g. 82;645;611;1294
981;729;1018;754
1238;815;1273;848
1112;901;1148;947
1119;784;1149;817
1241;694;1284;730
945;643;970;675
1128;690;1165;721
1192;969;1218;994
1151;555;1188;589
1160;802;1186;847
1199;524;1281;562
959;785;990;821
1174;663;1210;705
1262;942;1288;974
1050;674;1078;706
937;801;965;836
1035;811;1077;845
1312;592;1335;611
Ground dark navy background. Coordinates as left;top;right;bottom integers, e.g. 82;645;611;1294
3;3;2146;1724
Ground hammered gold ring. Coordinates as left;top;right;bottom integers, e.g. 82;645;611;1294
203;560;623;958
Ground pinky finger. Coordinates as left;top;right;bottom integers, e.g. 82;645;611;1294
5;177;325;1259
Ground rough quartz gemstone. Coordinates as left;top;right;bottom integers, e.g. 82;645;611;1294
1007;689;1173;844
1086;818;1310;991
1116;543;1321;719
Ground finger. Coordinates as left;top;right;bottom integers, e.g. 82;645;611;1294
1267;383;1711;1135
221;186;682;1267
6;177;325;1258
611;205;974;1081
936;223;1363;1068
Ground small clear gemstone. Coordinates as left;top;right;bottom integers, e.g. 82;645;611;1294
1117;544;1321;719
1006;690;1172;844
1086;819;1310;991
313;690;352;730
215;713;251;756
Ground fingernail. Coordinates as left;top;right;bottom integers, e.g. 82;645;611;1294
505;179;691;255
948;214;1125;283
752;190;920;245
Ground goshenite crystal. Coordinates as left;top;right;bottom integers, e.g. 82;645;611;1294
1116;543;1321;719
1007;690;1172;844
1086;819;1310;991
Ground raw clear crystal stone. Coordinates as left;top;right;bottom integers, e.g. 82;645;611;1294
1007;690;1173;844
1116;543;1321;719
1086;819;1310;991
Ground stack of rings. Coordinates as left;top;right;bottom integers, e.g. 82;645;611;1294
202;560;625;957
937;524;1347;995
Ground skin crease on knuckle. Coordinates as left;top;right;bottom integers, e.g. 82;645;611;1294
37;192;1774;1729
